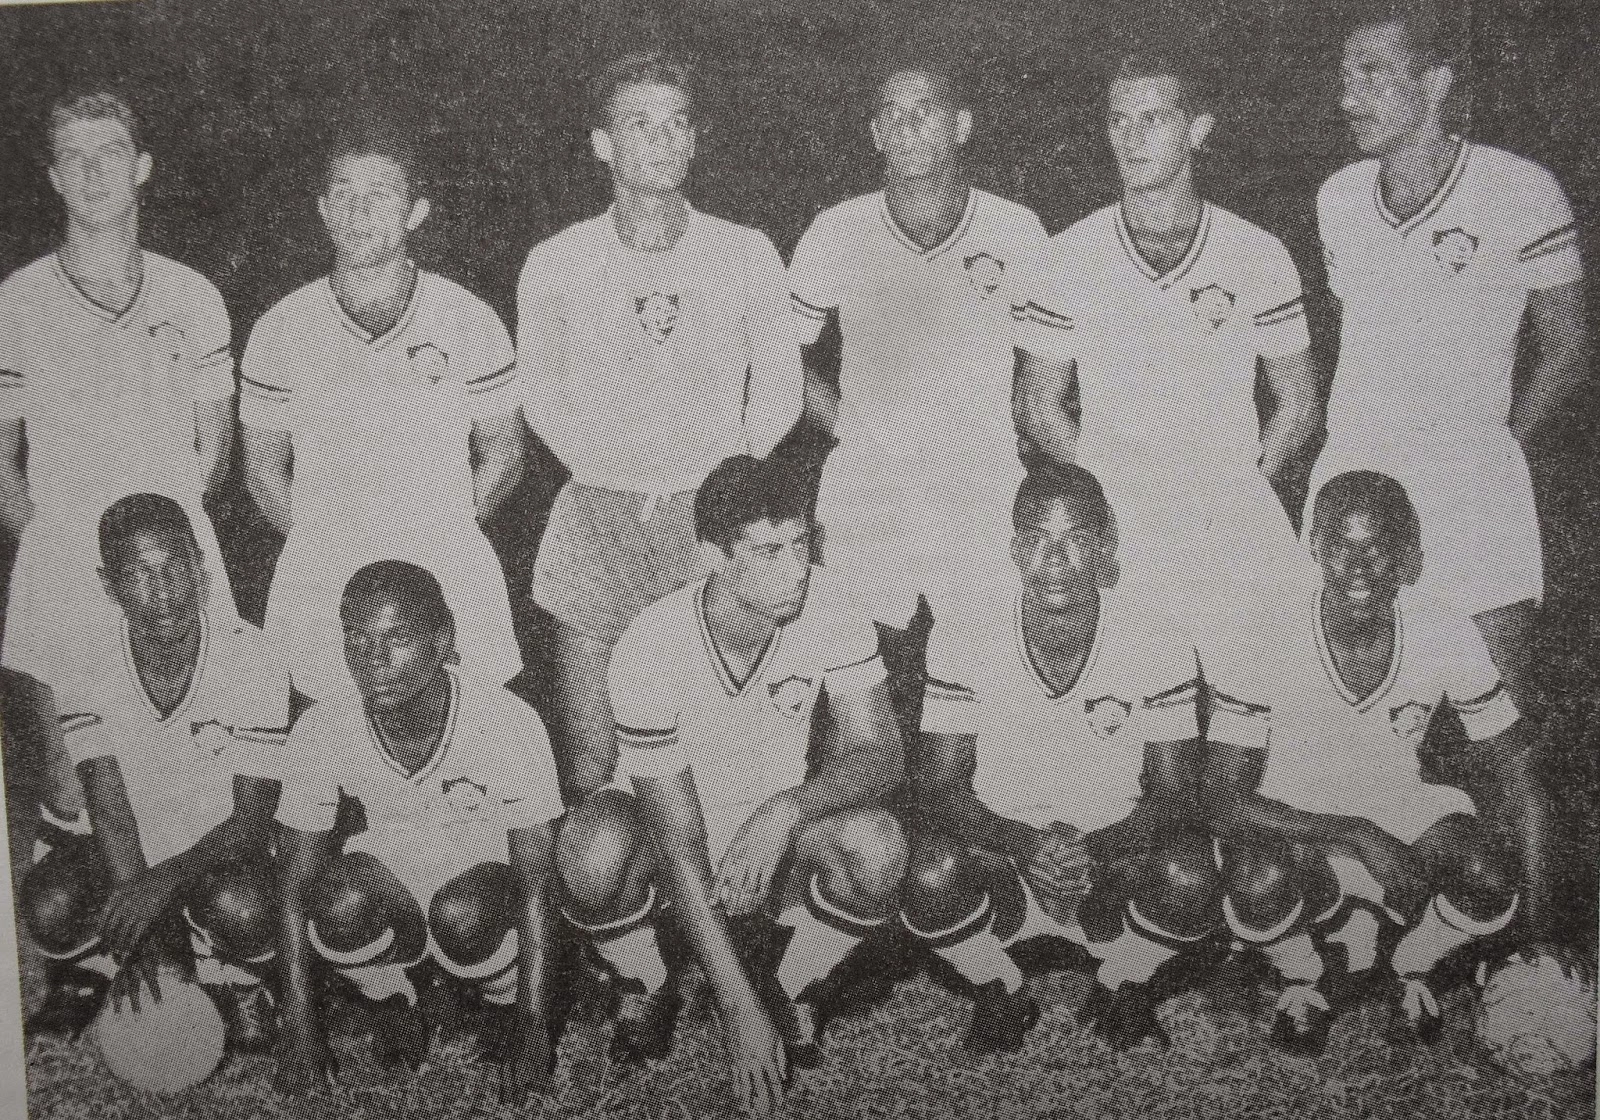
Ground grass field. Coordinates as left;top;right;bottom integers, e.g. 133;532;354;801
23;950;1599;1120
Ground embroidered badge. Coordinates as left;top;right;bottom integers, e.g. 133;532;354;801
1431;228;1479;273
442;776;489;815
767;675;815;719
1389;700;1433;744
1085;696;1132;740
964;253;1006;298
1190;284;1236;330
408;342;451;384
636;292;680;343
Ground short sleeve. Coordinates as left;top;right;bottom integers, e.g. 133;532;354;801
815;597;886;697
608;621;689;780
920;618;980;737
1199;610;1273;753
788;210;845;346
0;282;32;417
274;708;343;832
1010;244;1079;363
455;296;521;420
514;240;572;442
60;708;115;767
188;277;236;401
221;631;293;781
743;232;804;457
1250;237;1311;359
1316;184;1346;304
239;310;295;431
493;699;567;830
1516;166;1581;291
1431;612;1520;741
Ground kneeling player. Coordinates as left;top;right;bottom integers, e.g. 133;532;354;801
20;494;287;1050
1202;471;1558;1050
274;562;564;1103
557;455;904;1117
903;464;1218;1052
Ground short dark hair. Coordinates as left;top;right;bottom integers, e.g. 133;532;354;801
872;59;970;114
1310;470;1422;549
321;115;424;198
1346;0;1462;70
98;493;198;568
341;560;454;632
589;50;698;130
1109;51;1210;116
48;90;142;160
694;455;810;554
1013;463;1115;538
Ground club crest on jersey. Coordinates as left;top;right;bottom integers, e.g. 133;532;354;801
1190;284;1236;330
963;253;1005;298
1389;700;1432;744
190;719;233;757
148;321;188;361
408;342;451;384
1084;696;1132;740
636;293;680;343
1432;228;1479;273
442;776;489;815
767;675;815;720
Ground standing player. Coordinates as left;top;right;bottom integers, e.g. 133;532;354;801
1309;4;1589;704
0;91;241;823
19;495;286;1052
903;464;1218;1053
1202;471;1558;1049
1015;54;1321;629
517;52;803;801
556;455;904;1117
274;562;565;1103
241;120;526;701
789;63;1049;637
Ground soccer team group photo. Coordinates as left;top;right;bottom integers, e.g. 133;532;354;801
0;0;1596;1117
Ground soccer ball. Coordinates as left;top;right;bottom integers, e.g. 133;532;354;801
92;965;227;1093
1474;951;1597;1076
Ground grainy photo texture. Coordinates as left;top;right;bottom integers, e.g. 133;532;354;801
0;1;1597;1118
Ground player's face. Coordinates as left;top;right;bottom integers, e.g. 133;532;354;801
318;153;425;269
871;70;970;182
100;529;205;646
48;116;150;227
596;82;696;194
341;595;451;712
1011;497;1114;612
1339;22;1436;156
1312;509;1407;622
723;518;813;624
1106;76;1204;193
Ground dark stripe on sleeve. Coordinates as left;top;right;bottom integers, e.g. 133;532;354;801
466;362;516;386
1519;222;1577;258
1253;295;1304;322
241;374;291;395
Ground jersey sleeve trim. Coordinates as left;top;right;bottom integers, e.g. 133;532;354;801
1253;295;1306;327
790;292;834;321
231;725;290;746
1010;300;1075;331
616;723;690;780
59;712;104;735
1207;690;1270;751
196;343;232;364
823;652;886;694
465;362;517;395
1145;679;1202;708
240;374;291;403
924;676;976;702
1519;223;1577;262
921;675;979;735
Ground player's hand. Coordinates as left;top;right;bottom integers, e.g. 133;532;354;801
101;865;185;956
1024;822;1098;925
726;1000;787;1117
1354;828;1427;919
274;1033;338;1097
715;799;802;917
108;944;166;1015
498;1015;554;1105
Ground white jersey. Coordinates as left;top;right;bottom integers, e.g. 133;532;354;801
1318;139;1580;448
921;575;1201;835
609;569;884;855
241;268;518;535
1207;584;1521;845
58;612;289;866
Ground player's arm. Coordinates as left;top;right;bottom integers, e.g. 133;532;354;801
913;730;1040;861
1014;347;1079;466
0;417;31;537
194;398;235;495
800;328;841;436
275;823;337;1095
630;764;788;1116
241;423;294;536
1082;735;1204;866
1257;348;1323;483
469;407;527;524
1510;278;1589;446
715;671;901;916
501;820;557;1103
744;235;804;458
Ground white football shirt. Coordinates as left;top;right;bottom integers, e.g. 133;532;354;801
59;611;289;866
921;573;1201;835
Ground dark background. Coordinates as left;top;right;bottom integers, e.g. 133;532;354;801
2;0;1599;907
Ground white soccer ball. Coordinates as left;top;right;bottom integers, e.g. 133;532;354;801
92;965;227;1093
1475;951;1598;1076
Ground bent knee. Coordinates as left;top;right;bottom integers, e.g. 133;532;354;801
21;861;104;955
901;831;986;931
1440;839;1518;922
430;865;516;966
308;855;422;954
556;790;647;911
1222;845;1301;933
188;865;275;956
819;808;908;888
1132;836;1222;937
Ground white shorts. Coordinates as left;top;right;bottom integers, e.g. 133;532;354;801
1307;427;1542;616
2;495;240;689
265;519;523;699
344;823;510;911
816;440;1021;627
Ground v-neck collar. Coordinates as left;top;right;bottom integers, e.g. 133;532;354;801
364;666;461;784
1313;589;1403;712
1014;592;1105;702
1115;200;1211;289
53;250;148;326
1374;136;1471;238
121;609;209;726
326;264;424;351
878;188;978;262
694;581;783;698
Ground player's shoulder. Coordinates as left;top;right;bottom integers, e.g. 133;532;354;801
924;579;1013;677
1464;142;1569;209
455;667;549;732
1205;203;1290;255
251;277;329;339
1319;158;1379;209
615;579;703;666
1101;583;1198;674
1053;203;1119;248
971;189;1045;232
0;254;62;311
522;215;608;271
1397;586;1482;652
142;251;222;301
418;270;503;329
287;690;362;745
804;192;880;238
689;207;779;260
791;566;873;645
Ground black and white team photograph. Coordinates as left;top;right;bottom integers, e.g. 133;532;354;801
0;0;1597;1117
